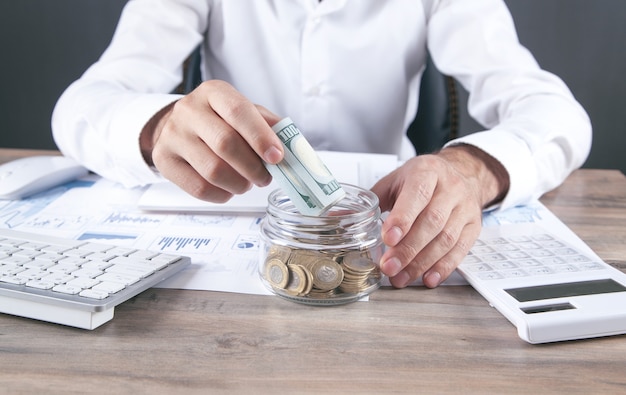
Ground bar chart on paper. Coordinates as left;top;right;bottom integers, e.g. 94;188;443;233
151;235;219;254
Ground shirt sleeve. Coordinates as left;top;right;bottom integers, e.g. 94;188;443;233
427;0;592;210
51;0;209;187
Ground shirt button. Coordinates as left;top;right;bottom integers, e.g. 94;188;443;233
310;16;321;25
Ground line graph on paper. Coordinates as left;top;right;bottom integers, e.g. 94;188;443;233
150;235;219;254
100;211;165;228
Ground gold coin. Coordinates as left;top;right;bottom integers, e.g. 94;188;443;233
267;244;292;262
342;253;377;274
264;258;289;289
310;258;344;291
296;264;314;295
285;263;307;295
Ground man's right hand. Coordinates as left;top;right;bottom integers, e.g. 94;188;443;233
140;80;284;202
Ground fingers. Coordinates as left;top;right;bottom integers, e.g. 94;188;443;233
372;155;484;288
151;80;285;202
387;212;481;288
201;81;283;165
152;125;250;201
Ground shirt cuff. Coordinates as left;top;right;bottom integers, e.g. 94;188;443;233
109;93;183;187
445;130;539;211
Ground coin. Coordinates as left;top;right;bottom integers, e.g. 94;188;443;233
285;263;308;295
342;254;377;274
310;258;344;291
264;258;289;289
267;244;292;262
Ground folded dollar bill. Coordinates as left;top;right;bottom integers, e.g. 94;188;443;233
265;117;345;216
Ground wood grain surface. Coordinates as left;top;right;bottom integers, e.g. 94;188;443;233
1;149;625;394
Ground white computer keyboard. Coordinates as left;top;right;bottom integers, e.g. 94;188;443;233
0;228;190;329
457;224;626;343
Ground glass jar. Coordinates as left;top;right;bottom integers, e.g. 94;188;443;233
259;183;384;305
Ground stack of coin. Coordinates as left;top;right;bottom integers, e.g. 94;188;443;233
339;251;381;294
261;244;381;300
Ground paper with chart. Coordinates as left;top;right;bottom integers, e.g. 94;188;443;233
0;151;593;295
0;151;396;295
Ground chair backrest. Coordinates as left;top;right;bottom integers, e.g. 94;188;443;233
178;47;458;154
177;46;203;95
406;54;458;154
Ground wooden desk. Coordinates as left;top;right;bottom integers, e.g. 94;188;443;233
1;149;626;393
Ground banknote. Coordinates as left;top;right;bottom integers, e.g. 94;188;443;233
265;117;345;216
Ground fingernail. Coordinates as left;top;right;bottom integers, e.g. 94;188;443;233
424;271;441;288
264;146;282;164
382;257;402;276
393;271;411;288
256;175;272;188
385;226;403;246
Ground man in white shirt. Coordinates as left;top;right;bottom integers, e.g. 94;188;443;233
52;0;591;289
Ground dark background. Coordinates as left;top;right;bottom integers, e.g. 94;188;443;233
1;1;625;173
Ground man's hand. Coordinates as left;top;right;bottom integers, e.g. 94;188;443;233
140;80;284;202
371;144;509;288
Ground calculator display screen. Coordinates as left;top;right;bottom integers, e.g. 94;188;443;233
505;279;626;302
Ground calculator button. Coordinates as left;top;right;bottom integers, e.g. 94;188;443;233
481;253;507;262
500;269;529;278
472;246;496;254
538;240;565;248
484;237;508;245
531;234;554;241
495;244;521;252
526;267;553;276
462;255;482;264
576;262;604;271
569;255;591;263
528;249;554;258
551;264;579;273
476;272;504;280
492;261;518;270
503;251;531;259
516;259;543;267
538;256;566;265
518;242;541;250
508;235;532;243
552;247;578;256
465;263;493;272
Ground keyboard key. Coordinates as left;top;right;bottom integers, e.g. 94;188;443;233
0;256;32;266
40;272;75;285
66;277;100;290
52;284;83;295
105;264;154;278
92;281;125;294
96;272;141;286
72;267;105;279
26;279;56;290
79;289;110;300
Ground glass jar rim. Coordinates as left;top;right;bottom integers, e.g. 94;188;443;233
266;183;380;225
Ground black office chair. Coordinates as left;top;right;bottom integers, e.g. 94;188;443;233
407;55;459;154
177;48;458;154
178;46;203;95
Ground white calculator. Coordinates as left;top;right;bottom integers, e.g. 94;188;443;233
457;223;626;344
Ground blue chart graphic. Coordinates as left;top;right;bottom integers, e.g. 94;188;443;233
482;203;543;227
153;236;217;254
101;212;163;227
78;232;138;242
233;235;260;251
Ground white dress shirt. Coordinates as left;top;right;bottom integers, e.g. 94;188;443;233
51;0;592;210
